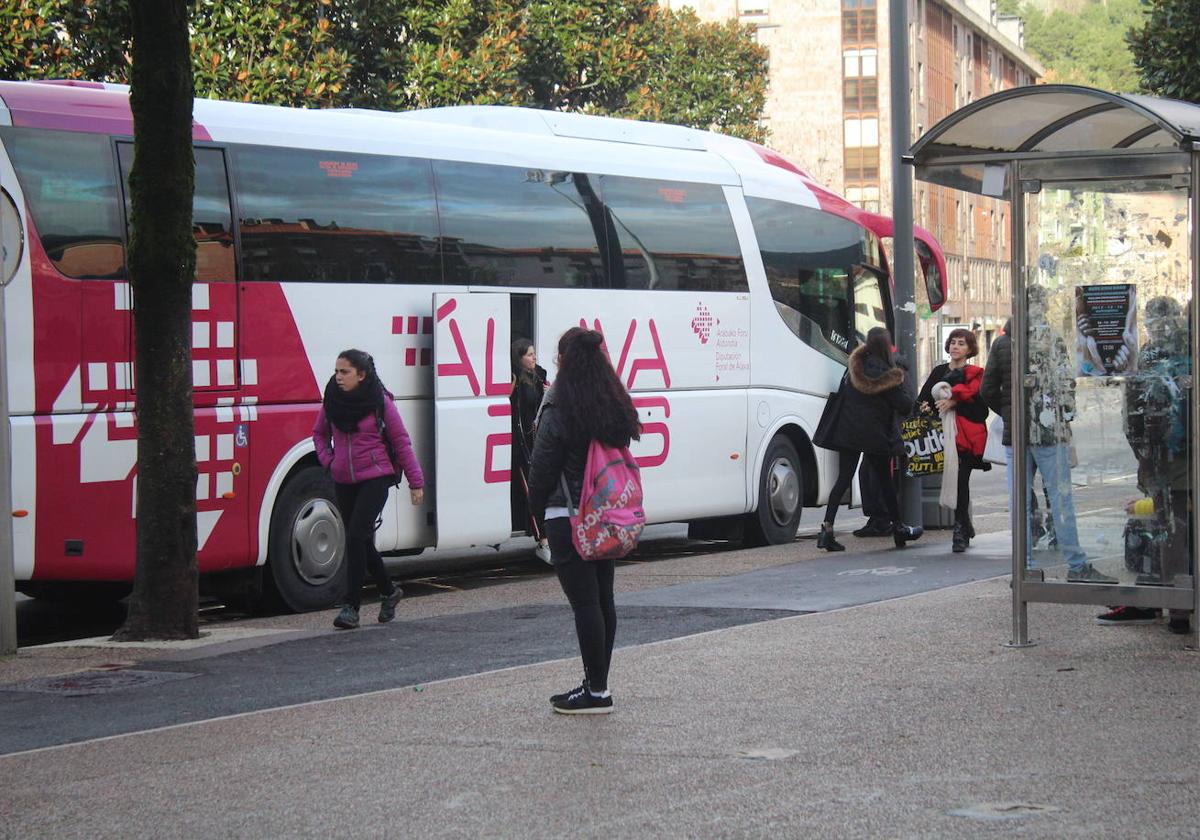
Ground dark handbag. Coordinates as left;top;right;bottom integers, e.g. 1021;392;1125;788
813;374;848;449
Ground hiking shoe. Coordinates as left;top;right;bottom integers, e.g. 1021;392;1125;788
534;543;553;565
1096;606;1158;625
816;525;845;552
377;587;403;623
852;518;893;538
550;681;587;704
1067;563;1118;584
333;605;360;630
552;686;613;715
951;522;969;553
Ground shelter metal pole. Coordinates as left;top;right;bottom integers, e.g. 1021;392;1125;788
1190;152;1200;652
1006;160;1034;648
0;263;14;656
889;0;921;526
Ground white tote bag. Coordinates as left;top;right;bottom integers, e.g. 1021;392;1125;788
983;415;1006;465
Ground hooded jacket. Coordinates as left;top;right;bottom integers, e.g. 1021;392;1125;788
980;324;1012;445
824;345;913;455
312;397;425;488
981;323;1076;447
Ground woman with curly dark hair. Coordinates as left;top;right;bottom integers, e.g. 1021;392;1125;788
528;327;641;715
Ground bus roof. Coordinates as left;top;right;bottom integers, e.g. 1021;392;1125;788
0;78;947;307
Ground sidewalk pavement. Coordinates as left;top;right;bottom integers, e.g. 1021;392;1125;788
1;532;1198;838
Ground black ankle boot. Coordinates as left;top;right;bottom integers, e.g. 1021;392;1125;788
893;522;924;548
817;523;845;552
952;522;968;553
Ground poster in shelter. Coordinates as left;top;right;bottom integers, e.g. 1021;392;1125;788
1075;284;1137;376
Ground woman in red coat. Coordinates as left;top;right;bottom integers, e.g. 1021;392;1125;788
918;328;989;552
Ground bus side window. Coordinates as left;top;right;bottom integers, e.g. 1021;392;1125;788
231;146;439;285
1;128;125;279
118;144;236;283
433;161;604;289
747;197;863;361
598;176;748;292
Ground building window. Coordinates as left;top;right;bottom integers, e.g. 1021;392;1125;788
842;0;877;43
844;47;878;77
844;77;879;110
844;117;880;147
739;0;769;22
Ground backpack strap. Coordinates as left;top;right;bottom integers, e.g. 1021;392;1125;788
376;405;401;486
558;473;577;517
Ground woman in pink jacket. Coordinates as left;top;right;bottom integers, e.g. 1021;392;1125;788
313;349;425;630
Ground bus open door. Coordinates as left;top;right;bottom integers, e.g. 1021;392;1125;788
431;292;514;549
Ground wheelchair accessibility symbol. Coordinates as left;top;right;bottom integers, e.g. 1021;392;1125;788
837;566;916;577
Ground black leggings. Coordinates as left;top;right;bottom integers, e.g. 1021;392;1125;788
334;476;396;608
547;517;617;692
956;460;975;527
824;450;900;526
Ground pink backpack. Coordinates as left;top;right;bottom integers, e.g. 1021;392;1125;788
560;441;646;561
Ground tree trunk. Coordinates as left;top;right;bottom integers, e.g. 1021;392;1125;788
112;0;198;641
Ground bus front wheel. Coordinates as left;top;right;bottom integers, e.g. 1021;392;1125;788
266;466;346;612
746;435;803;546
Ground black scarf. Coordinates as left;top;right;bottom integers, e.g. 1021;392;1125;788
323;375;383;433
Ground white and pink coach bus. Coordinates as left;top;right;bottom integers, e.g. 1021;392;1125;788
0;80;947;610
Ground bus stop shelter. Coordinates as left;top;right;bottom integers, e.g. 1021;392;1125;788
910;84;1199;649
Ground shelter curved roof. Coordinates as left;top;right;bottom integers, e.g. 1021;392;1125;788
911;84;1200;163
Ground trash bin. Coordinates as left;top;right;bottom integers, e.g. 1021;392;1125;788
921;473;956;528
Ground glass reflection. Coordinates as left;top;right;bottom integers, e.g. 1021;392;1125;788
1023;180;1192;590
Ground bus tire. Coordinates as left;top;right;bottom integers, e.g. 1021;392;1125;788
266;466;346;612
746;435;803;546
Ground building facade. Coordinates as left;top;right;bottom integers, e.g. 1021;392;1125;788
663;0;1043;372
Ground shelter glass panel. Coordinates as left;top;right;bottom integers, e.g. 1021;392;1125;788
1021;177;1193;595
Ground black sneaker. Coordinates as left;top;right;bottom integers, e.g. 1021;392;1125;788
377;586;403;623
333;605;360;630
550;681;587;704
552;686;613;715
852;518;893;538
1067;563;1118;584
1167;615;1192;635
1096;606;1158;625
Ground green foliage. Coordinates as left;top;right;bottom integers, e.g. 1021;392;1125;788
1126;0;1200;102
0;1;70;79
631;9;768;142
1020;0;1142;92
0;0;768;139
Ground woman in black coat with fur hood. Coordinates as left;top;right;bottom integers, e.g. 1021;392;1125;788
818;327;924;551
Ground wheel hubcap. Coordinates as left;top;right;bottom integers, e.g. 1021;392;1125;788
290;499;344;585
767;457;800;527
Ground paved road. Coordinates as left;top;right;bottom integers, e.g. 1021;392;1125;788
0;530;1010;756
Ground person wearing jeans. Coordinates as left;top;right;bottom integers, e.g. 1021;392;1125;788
984;301;1115;583
1003;443;1091;574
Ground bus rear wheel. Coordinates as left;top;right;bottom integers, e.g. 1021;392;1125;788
266;466;346;612
746;435;803;546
